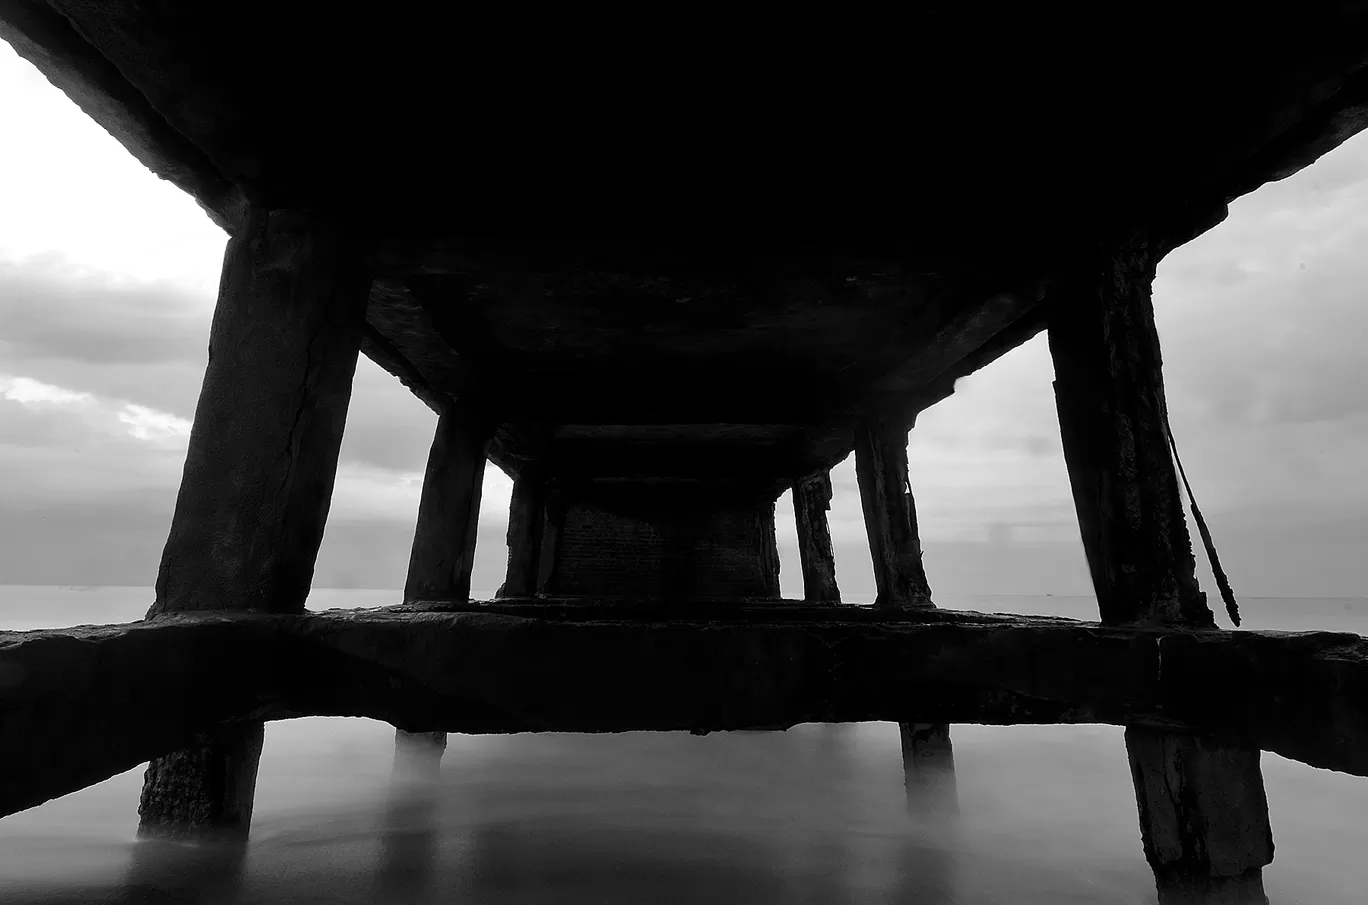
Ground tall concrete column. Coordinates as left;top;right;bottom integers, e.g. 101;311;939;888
139;207;371;841
498;470;545;598
403;403;492;603
1049;231;1272;903
792;471;840;603
1047;236;1213;629
853;419;932;608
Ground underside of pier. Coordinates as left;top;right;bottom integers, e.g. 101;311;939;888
4;1;1368;902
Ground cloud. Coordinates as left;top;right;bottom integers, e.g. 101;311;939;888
0;257;213;366
1156;134;1368;431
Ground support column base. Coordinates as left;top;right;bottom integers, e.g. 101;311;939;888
1127;727;1273;905
137;723;264;842
1152;865;1269;905
877;594;935;610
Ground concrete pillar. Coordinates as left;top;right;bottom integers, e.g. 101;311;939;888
404;403;492;603
535;487;565;594
1049;231;1271;901
792;472;840;603
853;420;932;608
138;207;370;841
498;471;544;598
1127;729;1273;904
1047;235;1213;628
138;725;264;842
758;496;782;598
898;722;958;818
395;405;491;769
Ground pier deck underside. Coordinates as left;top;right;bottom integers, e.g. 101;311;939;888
3;599;1365;819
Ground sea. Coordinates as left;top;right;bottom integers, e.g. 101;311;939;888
1;587;1366;904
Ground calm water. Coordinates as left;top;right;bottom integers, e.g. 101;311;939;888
2;587;1366;904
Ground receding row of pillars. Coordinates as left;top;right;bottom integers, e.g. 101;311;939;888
137;207;1273;902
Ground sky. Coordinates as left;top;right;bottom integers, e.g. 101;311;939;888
1;40;1365;605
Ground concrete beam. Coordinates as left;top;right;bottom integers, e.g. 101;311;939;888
3;605;1368;819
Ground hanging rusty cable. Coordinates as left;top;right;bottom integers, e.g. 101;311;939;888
1163;417;1241;627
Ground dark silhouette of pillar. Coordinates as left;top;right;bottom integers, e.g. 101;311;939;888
498;471;544;598
536;487;565;594
1049;230;1272;903
792;472;840;603
1127;728;1273;904
1047;235;1213;629
403;403;492;603
395;405;490;769
854;419;932;608
138;725;264;843
139;207;370;841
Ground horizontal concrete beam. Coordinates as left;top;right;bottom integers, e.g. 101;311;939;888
2;603;1366;819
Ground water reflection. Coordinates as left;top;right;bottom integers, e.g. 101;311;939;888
119;838;249;904
13;720;1363;904
374;732;445;900
362;724;962;905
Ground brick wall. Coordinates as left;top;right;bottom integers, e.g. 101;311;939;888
546;485;779;598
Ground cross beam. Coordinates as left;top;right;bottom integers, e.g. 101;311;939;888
2;603;1365;819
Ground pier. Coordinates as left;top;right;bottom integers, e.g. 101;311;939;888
3;3;1368;901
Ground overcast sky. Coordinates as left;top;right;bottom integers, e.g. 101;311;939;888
1;41;1364;606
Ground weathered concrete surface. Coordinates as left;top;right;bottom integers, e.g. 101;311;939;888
404;405;490;602
1127;728;1274;904
793;472;840;603
1049;233;1215;628
1050;231;1270;900
543;484;782;599
150;207;371;617
11;5;1368;239
140;205;369;839
3;605;1368;819
854;421;933;608
498;472;544;598
137;724;263;842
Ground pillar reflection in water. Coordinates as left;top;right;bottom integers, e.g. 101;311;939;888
374;729;448;900
120;837;248;905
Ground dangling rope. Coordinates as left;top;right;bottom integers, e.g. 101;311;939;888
1163;418;1241;627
